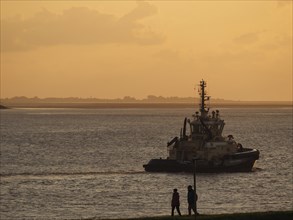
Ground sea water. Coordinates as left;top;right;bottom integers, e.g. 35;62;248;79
0;107;292;219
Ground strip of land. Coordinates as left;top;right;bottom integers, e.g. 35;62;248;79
84;211;292;220
1;96;292;109
1;102;292;109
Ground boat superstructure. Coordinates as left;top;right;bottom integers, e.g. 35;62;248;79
143;80;260;173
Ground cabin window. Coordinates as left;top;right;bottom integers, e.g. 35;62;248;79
192;125;201;134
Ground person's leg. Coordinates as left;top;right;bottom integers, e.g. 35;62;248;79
188;204;191;215
171;206;175;216
176;206;181;216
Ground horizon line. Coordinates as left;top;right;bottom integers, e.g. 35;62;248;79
0;96;292;103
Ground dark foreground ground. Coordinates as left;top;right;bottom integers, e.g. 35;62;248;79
86;211;292;220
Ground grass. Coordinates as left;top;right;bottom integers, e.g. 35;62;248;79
86;211;293;220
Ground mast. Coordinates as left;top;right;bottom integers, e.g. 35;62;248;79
199;80;210;117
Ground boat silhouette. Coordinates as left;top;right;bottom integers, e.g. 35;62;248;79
143;80;260;173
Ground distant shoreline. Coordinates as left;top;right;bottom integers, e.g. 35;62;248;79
1;102;292;109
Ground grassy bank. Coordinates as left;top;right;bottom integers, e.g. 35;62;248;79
89;211;293;220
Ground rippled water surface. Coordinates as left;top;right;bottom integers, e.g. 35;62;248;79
0;107;292;219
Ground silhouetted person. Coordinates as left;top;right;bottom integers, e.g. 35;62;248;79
171;188;181;216
187;185;198;215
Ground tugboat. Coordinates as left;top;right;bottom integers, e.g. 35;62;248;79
143;80;260;173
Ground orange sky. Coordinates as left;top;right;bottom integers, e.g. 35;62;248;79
1;1;292;101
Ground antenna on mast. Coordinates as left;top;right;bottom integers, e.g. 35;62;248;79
198;79;210;117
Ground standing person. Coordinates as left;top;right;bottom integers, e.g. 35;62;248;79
187;185;198;215
171;188;182;216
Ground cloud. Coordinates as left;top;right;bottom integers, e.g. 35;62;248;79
1;2;164;52
277;0;292;8
233;32;261;45
259;34;292;50
203;50;265;64
120;1;157;22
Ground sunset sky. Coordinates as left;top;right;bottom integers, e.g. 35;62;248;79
1;1;292;101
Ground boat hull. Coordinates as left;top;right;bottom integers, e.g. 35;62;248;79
143;149;260;173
